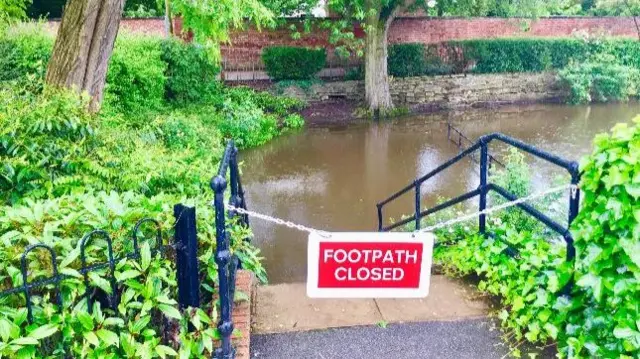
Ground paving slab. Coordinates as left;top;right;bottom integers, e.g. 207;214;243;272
253;275;490;334
375;276;489;323
253;283;383;333
251;319;509;359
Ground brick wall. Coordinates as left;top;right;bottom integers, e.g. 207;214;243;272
46;16;639;71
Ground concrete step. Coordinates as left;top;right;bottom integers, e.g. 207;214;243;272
252;275;491;334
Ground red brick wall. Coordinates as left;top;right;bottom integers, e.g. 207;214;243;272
46;16;639;71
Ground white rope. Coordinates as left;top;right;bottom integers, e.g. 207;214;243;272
218;184;578;237
417;184;577;233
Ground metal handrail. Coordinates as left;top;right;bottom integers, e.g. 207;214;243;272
211;140;249;359
376;133;581;263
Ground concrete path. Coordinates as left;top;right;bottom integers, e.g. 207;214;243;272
253;275;491;334
251;319;509;359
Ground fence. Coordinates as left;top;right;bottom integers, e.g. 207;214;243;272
0;141;247;359
377;133;581;267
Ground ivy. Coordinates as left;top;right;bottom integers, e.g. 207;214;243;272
432;118;640;358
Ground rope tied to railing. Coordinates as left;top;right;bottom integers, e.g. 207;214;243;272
216;183;579;237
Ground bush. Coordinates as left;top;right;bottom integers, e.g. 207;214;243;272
559;54;640;104
430;120;640;358
567;117;640;358
388;43;426;77
104;35;167;113
161;39;221;104
262;46;326;80
0;83;99;203
0;22;52;81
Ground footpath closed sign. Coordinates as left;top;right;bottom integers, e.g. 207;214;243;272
307;232;434;298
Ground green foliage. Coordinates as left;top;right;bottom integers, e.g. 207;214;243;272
0;84;98;203
0;22;52;80
0;190;267;358
171;0;273;60
218;87;305;148
105;35;167;114
388;43;426;78
431;121;640;358
565;117;640;358
161;39;221;105
0;0;30;25
589;0;640;15
559;54;640;104
344;65;364;81
124;0;165;18
262;46;326;81
455;38;583;74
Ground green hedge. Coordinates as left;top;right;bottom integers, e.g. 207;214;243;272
262;46;326;81
387;38;640;78
388;43;426;77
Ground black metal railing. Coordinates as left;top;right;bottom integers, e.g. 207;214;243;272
377;133;581;263
210;140;249;359
0;218;171;324
0;141;248;359
447;122;505;170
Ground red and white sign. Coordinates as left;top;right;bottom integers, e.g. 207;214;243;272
307;232;434;298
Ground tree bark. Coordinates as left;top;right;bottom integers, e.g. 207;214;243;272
164;0;174;37
364;10;394;114
46;0;125;113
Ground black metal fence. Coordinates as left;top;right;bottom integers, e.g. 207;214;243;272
377;132;581;264
0;141;247;359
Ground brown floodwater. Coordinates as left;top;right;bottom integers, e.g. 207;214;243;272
241;102;640;284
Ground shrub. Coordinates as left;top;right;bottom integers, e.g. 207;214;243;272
388;43;426;77
565;117;640;358
0;83;99;203
559;54;640;104
161;39;221;104
0;22;52;81
104;35;167;113
262;46;326;80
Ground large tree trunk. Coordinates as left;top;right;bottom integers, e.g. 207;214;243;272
364;12;393;115
46;0;125;113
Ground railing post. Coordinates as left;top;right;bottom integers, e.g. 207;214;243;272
414;181;421;230
479;142;489;234
211;175;235;359
377;204;383;232
228;146;241;214
566;162;581;261
174;204;200;309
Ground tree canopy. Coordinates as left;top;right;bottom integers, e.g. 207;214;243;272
0;0;31;24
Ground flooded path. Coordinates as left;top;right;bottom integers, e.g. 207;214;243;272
242;102;640;283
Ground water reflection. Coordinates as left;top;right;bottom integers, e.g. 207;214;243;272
242;102;640;283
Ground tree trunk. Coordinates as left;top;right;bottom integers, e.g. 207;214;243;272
164;0;174;37
364;12;393;115
46;0;125;113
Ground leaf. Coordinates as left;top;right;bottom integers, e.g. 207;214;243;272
158;304;182;320
140;241;151;271
96;329;119;347
613;327;635;339
83;331;99;347
10;337;39;346
115;269;141;282
543;323;558;340
77;311;94;331
155;345;178;358
27;324;58;340
88;272;113;294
